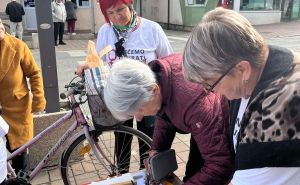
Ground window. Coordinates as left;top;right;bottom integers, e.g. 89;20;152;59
186;0;206;6
70;0;91;8
195;0;206;4
240;0;281;11
78;0;90;7
24;0;35;7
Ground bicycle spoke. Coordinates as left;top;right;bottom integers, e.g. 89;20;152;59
60;127;151;185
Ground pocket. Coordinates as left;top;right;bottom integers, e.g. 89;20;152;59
14;88;29;100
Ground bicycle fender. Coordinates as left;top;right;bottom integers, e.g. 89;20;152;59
59;126;96;167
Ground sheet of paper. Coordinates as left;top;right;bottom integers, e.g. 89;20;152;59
0;116;9;137
89;173;133;185
132;171;147;185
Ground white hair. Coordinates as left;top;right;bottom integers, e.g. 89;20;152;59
104;58;156;121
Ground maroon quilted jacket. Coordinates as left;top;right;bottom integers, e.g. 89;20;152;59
149;54;234;185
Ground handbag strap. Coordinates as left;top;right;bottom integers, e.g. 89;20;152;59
112;28;127;58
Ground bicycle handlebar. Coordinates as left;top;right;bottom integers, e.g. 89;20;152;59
60;76;86;100
60;88;75;99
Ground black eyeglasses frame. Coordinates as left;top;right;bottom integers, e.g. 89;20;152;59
205;64;236;92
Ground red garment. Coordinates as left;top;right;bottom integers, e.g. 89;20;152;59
150;54;234;185
67;19;76;33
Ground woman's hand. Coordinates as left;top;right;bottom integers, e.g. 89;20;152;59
76;63;88;76
148;150;158;157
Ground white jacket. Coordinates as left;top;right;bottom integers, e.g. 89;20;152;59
52;1;66;22
0;116;8;183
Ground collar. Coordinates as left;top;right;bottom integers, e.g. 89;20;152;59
149;59;172;117
250;45;294;102
112;12;140;39
113;11;135;31
0;34;16;82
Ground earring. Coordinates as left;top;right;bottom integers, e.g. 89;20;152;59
242;79;249;99
243;80;249;85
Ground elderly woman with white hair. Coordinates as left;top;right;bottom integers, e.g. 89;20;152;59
104;54;234;185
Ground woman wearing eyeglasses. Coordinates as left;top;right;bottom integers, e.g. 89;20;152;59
183;8;300;185
77;0;172;174
104;54;234;185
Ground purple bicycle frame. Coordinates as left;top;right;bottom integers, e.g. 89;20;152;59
7;96;87;181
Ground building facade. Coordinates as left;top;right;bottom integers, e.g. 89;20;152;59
137;0;300;29
0;0;105;33
1;0;299;32
135;0;219;30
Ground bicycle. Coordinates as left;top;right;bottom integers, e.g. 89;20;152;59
6;75;152;185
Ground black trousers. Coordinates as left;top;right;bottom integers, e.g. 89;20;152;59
53;22;64;43
183;137;204;182
6;141;29;175
115;116;154;173
1;178;29;185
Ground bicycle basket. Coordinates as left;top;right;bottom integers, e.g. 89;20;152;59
84;66;119;127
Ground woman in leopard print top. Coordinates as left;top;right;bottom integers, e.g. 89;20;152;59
183;7;300;185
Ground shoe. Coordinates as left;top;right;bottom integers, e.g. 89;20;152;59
71;32;76;35
59;41;66;45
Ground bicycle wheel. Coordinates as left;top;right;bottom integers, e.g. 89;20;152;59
60;125;152;185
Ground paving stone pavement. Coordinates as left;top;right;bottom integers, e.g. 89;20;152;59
26;20;300;53
254;20;300;38
30;134;190;185
28;20;300;184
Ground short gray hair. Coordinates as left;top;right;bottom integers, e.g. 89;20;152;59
104;58;156;121
183;7;266;83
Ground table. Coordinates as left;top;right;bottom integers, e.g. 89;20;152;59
84;171;183;185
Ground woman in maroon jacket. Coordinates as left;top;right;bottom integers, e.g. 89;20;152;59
104;54;234;185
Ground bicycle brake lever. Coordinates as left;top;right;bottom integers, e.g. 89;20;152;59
65;83;76;88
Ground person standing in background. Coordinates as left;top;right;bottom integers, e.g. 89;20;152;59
5;0;25;40
52;0;67;46
65;0;77;35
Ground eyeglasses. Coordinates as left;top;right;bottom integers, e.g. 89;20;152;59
204;64;236;92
